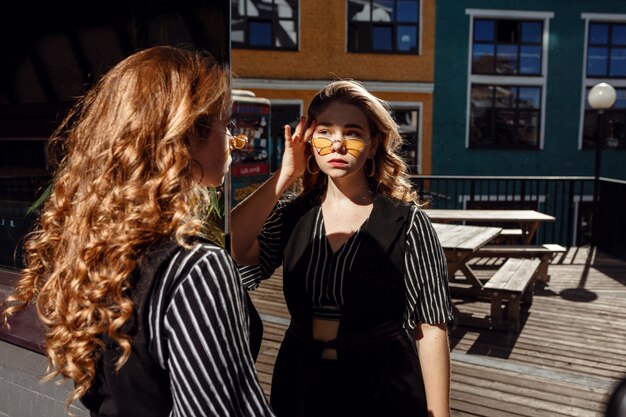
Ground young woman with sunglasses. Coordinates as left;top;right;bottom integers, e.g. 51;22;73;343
2;46;274;417
231;80;453;417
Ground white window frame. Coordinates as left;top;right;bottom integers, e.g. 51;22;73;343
465;9;554;149
389;101;423;174
578;13;626;150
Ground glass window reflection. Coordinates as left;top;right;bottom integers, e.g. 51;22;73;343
472;18;543;76
232;0;298;50
348;0;420;53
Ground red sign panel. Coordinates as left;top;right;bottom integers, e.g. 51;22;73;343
232;162;269;177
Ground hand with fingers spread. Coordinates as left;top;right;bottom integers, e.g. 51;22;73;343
278;116;316;183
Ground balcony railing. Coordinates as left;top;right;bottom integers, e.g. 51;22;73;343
2;175;626;272
409;175;626;260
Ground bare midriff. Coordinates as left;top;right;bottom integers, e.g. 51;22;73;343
312;318;339;359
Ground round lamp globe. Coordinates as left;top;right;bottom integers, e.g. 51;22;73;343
588;82;617;110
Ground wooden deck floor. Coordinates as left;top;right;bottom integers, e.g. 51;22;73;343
248;246;626;417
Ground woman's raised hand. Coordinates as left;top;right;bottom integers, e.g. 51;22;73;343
279;116;316;181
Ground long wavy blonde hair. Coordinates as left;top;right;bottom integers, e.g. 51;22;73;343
1;46;230;407
302;80;417;203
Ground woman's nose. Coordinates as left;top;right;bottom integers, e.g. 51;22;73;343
331;139;346;153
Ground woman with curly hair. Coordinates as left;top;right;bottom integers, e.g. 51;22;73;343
2;46;274;417
231;80;453;417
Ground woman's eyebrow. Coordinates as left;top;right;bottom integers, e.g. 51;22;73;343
344;123;365;130
316;121;365;130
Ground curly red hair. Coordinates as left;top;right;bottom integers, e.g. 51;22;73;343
2;46;230;408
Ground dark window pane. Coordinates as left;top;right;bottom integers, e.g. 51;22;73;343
517;111;539;146
393;107;420;173
397;0;419;23
587;47;608;76
495;85;515;108
496;44;518;74
520;45;541;74
521;21;542;43
373;0;394;22
609;48;626;77
372;25;393;51
613;24;626;46
496;20;519;44
397;25;417;52
349;0;369;21
474;19;494;42
495;110;516;145
348;22;372;52
270;104;301;171
589;23;609;45
472;44;494;73
518;87;541;109
470;84;541;149
615;89;626;109
606;111;625;148
249;20;272;46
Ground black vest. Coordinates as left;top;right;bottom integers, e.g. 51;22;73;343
270;195;428;417
80;239;189;417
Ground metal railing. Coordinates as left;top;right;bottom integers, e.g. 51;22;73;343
594;177;626;261
409;175;597;247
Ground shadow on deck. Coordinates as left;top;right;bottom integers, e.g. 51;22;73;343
248;246;626;417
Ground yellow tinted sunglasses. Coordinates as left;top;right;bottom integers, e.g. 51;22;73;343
309;137;366;158
228;133;248;150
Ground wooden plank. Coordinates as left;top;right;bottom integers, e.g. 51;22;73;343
433;223;502;251
425;209;556;223
485;258;541;292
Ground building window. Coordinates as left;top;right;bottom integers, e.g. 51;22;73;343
467;11;552;150
472;19;543;75
582;87;626;149
392;106;421;173
348;0;420;54
470;85;541;149
269;102;302;172
231;0;299;50
586;22;626;78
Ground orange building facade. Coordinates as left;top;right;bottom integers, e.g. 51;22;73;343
231;0;436;174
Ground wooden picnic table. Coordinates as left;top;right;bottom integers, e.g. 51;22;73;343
425;209;555;244
433;223;502;293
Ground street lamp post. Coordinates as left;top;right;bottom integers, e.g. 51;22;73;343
587;82;616;247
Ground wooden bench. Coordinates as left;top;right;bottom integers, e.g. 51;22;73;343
476;243;567;283
493;228;524;244
484;258;541;332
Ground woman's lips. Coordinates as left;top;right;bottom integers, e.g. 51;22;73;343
328;158;348;167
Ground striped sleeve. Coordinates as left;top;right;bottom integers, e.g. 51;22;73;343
150;243;275;417
404;206;454;325
239;199;289;290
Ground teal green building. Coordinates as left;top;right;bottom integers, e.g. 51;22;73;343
433;0;626;180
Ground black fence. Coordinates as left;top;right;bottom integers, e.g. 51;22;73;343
409;175;614;249
2;175;625;271
594;178;626;261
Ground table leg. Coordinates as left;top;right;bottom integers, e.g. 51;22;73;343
521;222;539;245
445;253;484;290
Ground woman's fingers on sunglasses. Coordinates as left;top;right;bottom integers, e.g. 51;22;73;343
303;119;316;142
290;116;308;142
